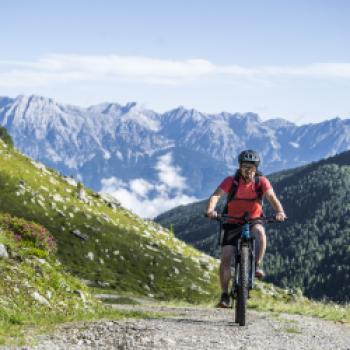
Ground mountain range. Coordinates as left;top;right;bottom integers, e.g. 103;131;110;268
1;94;350;217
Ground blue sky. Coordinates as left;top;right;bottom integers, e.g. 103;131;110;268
1;0;350;123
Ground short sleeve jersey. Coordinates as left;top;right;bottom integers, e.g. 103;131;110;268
219;175;272;219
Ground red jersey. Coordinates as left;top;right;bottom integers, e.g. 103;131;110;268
219;175;272;220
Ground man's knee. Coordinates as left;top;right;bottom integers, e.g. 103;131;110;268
221;256;231;268
221;246;234;267
252;224;266;238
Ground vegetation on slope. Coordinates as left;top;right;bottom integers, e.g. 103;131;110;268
265;163;350;302
0;139;219;304
0;126;13;148
0;213;117;345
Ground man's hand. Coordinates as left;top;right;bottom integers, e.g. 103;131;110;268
206;188;224;219
275;212;287;222
207;210;218;219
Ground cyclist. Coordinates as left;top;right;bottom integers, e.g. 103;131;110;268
206;149;286;308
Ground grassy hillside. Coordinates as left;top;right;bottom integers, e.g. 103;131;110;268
0;214;95;344
156;151;350;302
0;139;220;304
0;212;164;346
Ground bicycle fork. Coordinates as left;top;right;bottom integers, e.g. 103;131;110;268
249;238;256;290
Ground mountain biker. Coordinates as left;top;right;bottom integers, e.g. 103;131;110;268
206;149;287;308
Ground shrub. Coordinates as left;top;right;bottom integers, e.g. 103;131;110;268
0;214;57;254
0;126;13;148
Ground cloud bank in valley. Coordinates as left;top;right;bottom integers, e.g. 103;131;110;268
100;153;198;218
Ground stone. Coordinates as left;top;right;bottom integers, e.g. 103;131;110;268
86;252;94;261
71;229;88;241
36;258;47;264
98;192;121;208
30;160;51;174
53;194;64;202
73;290;87;304
101;214;111;222
63;176;77;186
77;188;88;202
49;177;59;185
32;291;50;305
0;244;9;259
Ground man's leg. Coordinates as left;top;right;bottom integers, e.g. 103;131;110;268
251;224;266;265
251;224;266;278
220;245;235;294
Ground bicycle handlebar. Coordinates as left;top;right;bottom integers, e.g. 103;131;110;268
204;212;284;224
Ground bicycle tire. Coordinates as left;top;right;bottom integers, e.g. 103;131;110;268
236;244;249;326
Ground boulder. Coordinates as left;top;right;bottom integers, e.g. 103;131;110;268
0;244;9;259
86;252;94;261
98;192;121;209
71;229;88;241
32;291;50;305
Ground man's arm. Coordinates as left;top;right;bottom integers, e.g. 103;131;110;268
206;187;226;218
264;188;287;221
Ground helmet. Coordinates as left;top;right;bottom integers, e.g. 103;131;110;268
238;150;260;167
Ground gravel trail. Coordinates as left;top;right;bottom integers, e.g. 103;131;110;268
10;304;350;350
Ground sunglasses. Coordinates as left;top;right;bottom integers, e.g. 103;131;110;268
241;164;256;170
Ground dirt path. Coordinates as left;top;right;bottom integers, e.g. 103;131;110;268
13;303;350;349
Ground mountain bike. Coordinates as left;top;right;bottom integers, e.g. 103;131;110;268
208;213;278;326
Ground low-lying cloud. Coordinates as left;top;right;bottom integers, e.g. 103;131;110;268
100;153;198;218
1;54;350;88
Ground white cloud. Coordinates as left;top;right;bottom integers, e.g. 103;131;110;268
1;54;350;89
154;153;187;191
100;177;127;192
129;178;154;198
99;153;197;218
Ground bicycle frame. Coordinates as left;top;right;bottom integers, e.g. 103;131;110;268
232;222;256;299
208;213;277;326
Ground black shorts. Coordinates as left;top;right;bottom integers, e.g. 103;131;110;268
221;221;264;246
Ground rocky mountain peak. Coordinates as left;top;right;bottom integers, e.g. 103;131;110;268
1;94;350;206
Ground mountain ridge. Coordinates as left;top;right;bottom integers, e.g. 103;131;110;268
1;94;350;216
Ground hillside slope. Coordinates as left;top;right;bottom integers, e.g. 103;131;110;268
0;139;219;303
0;212;99;343
156;150;350;302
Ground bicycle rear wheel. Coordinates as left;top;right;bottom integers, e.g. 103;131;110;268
235;244;249;326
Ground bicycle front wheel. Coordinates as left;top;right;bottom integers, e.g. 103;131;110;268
236;244;249;326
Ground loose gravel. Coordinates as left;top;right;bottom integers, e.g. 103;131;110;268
8;304;350;350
